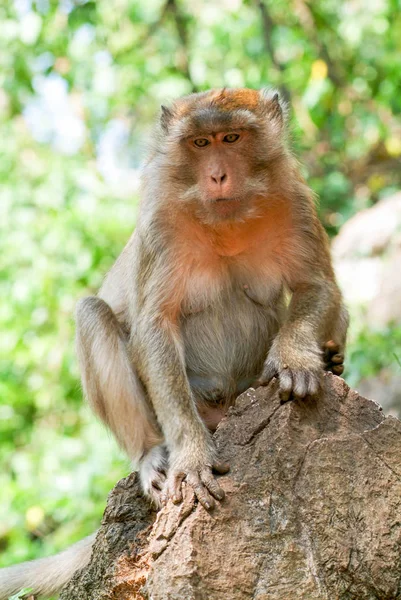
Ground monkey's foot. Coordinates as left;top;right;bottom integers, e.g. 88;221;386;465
161;457;229;511
139;445;168;508
323;340;344;376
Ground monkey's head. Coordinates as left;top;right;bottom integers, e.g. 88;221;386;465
155;88;290;224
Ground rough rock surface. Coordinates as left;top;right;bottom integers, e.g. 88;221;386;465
332;191;401;326
358;369;401;418
331;191;401;418
60;374;401;600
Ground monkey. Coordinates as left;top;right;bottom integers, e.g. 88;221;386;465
0;87;348;599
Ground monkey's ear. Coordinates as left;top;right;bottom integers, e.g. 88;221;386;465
259;88;288;126
160;105;175;133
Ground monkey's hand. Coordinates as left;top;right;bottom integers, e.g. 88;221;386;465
161;443;229;511
257;336;323;403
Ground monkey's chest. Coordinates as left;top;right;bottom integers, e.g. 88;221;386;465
181;254;283;314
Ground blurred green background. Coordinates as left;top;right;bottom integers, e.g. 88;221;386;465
1;0;401;587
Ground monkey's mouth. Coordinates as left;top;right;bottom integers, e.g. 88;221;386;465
213;196;240;203
210;196;243;219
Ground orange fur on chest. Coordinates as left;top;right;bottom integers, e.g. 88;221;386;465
172;201;294;264
160;201;299;318
212;203;293;259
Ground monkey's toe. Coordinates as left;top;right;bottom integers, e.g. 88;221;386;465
324;340;340;353
145;471;168;508
187;473;216;510
325;356;345;375
200;468;225;501
139;445;169;507
162;463;226;511
151;471;166;491
323;340;345;374
212;461;230;475
148;486;165;508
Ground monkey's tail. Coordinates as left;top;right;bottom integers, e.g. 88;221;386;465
0;532;96;600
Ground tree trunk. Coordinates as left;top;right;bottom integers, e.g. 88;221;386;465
60;374;401;600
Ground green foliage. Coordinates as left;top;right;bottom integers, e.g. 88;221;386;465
0;0;400;571
347;325;401;387
8;589;33;600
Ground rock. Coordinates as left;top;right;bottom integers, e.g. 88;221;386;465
357;368;401;417
332;192;401;260
60;374;401;600
332;191;401;326
332;191;401;418
367;247;401;326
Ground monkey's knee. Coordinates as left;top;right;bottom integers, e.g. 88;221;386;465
76;296;127;353
76;296;115;330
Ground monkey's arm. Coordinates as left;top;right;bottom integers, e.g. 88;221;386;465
131;245;227;509
259;222;348;401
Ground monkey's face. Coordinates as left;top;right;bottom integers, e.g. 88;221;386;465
184;129;261;221
159;88;288;224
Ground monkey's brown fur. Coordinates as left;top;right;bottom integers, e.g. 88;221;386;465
76;87;347;508
0;88;347;600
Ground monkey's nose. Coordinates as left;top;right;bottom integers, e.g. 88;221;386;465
211;173;227;185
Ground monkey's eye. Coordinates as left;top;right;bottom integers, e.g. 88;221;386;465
193;138;210;148
223;133;240;143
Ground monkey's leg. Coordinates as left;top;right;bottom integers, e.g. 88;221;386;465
76;297;164;503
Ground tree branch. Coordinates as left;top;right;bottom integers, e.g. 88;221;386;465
257;1;291;103
166;0;197;92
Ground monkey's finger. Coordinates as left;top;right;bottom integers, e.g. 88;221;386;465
212;461;230;475
279;368;293;403
292;371;308;399
187;473;215;510
307;374;320;397
258;361;277;385
200;469;225;501
171;472;185;504
331;353;344;365
332;364;344;376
